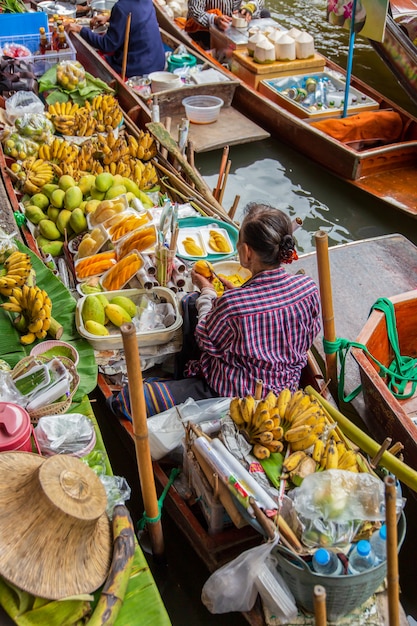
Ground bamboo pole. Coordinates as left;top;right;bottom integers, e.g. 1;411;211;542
385;476;400;626
228;195;240;220
307;386;417;493
160;117;171;160
213;145;229;200
120;323;164;556
218;159;231;205
313;585;327;626
315;230;338;398
121;12;131;82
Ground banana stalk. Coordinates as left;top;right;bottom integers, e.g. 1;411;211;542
306;386;417;493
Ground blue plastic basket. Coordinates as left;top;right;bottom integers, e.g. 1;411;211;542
0;12;48;36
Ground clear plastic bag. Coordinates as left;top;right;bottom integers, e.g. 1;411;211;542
100;475;131;518
255;553;298;623
56;60;86;91
15;113;54;142
34;413;95;456
5;91;44;124
0;230;18;264
201;535;281;613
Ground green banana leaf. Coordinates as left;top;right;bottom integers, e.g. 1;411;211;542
0;241;96;400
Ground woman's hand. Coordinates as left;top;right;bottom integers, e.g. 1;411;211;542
90;13;110;29
218;276;236;291
65;22;83;33
214;14;232;31
191;269;215;291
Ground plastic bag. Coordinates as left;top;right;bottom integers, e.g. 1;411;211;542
2;131;39;159
15;113;54;141
100;475;131;518
255;553;298;624
56;60;86;91
0;228;18;264
34;413;95;456
5;91;44;124
291;469;405;522
201;535;279;613
300;517;360;549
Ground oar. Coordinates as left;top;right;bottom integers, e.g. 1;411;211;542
121;12;131;82
315;230;338;398
313;585;327;626
120;323;164;556
385;475;400;626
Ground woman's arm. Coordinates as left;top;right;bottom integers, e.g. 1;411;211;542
78;3;126;53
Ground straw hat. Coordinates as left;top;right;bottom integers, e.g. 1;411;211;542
0;451;112;599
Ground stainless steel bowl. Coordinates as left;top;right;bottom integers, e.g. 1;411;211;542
37;0;77;17
90;0;116;14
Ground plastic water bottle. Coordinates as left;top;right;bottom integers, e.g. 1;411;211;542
369;524;387;564
348;540;376;574
311;548;343;575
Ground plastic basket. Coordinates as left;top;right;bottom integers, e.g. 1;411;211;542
0;12;48;36
272;512;406;621
0;31;75;76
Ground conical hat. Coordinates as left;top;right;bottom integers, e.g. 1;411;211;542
0;451;112;599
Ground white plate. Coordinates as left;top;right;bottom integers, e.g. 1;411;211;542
200;226;234;255
177;228;207;258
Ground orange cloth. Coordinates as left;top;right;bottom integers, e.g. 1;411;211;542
311;111;403;144
185;8;222;33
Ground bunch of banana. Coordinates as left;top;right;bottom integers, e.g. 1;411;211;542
282;450;317;486
0;285;52;345
101;135;129;166
127;131;157;161
208;229;231;253
76;140;96;174
0;251;32;296
47;101;80;117
229;391;284;460
91;94;123;130
139;162;158;190
72;109;97;137
16;158;55;195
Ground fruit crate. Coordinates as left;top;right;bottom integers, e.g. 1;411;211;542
0;31;75;76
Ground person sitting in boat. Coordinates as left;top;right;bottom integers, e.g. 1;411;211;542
108;203;321;420
65;0;165;79
185;0;268;48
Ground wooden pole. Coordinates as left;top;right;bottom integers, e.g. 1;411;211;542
315;230;338;397
120;323;164;556
228;194;240;220
160;117;171;160
121;12;132;82
218;159;231;205
313;585;327;626
385;475;400;626
213;145;230;200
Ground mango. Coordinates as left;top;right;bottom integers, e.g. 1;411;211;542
95;173;114;193
84;320;109;336
64;186;83;211
56;209;73;236
51;188;65;209
90;186;106;200
41;183;59;200
25;205;47;225
112;174;124;186
69;208;88;234
105;303;132;327
59;174;76;191
95;293;110;311
122;177;141;198
40;240;65;257
82;295;105;325
47;206;60;222
78;174;96;197
38;219;62;241
84;199;101;215
105;185;127;200
110;295;137;318
30;193;49;211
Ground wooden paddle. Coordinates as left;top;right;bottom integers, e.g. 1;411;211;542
120;323;164;556
315;230;338;398
121;12;132;82
313;585;327;626
385;475;400;626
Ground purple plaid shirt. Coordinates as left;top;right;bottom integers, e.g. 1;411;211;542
186;267;321;397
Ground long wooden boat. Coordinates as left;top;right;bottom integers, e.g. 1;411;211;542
352;289;417;473
153;3;417;218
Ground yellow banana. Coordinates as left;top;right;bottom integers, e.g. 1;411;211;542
252;400;270;429
285;423;314;443
325;438;339;470
252;444;270;460
338;449;358;470
263;440;284;453
271;426;284;440
20;332;36;345
312;436;326;463
253;431;274;445
276;388;292;419
28;318;44;334
284;390;308;422
240;396;255;425
229;397;245;426
35;329;48;340
0;302;22;313
283;450;307;473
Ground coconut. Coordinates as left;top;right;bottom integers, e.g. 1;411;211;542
275;34;296;61
267;29;283;45
254;38;276;64
295;32;315;59
288;26;302;39
247;32;267;57
167;0;184;17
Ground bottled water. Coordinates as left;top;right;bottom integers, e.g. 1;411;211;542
348;540;376;574
311;548;343;575
369;524;387;564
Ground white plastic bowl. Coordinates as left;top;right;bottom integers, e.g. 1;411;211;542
182;95;224;124
149;71;182;93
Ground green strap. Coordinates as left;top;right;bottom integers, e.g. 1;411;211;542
323;297;417;403
137;467;180;532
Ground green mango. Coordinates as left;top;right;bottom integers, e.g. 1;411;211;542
25;205;47;225
69;208;88;234
38;219;61;241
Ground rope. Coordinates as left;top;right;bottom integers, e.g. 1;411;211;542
137;467;180;531
323;297;417;403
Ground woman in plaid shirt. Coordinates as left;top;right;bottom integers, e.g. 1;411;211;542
110;203;321;419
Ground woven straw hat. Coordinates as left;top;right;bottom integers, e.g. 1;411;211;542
0;451;112;599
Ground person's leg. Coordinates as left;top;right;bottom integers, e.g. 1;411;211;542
189;30;211;49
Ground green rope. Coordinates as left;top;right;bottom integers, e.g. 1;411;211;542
323;297;417;403
137;467;180;532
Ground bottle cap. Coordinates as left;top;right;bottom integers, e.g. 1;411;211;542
379;524;387;540
314;548;330;566
357;539;371;557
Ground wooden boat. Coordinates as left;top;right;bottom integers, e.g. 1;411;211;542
352;289;417;473
153;4;417;218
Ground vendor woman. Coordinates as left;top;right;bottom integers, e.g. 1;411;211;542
109;203;321;419
65;0;165;79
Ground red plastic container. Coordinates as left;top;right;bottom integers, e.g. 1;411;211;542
0;402;36;452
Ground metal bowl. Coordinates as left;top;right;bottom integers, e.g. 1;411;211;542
90;0;116;14
37;1;77;18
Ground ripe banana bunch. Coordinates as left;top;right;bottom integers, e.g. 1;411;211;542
139;162;158;190
127;131;157;161
208;230;231;253
91;94;123;130
39;137;66;163
102;136;129;166
0;251;32;296
47;101;80;117
0;285;52;345
229;391;284;460
18;158;55;195
282;450;317;486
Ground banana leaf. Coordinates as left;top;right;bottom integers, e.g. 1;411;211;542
0;241;96;400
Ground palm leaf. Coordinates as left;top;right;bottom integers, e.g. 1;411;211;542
0;242;96;399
